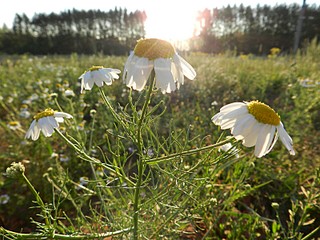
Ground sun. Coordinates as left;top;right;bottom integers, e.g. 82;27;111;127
144;3;198;47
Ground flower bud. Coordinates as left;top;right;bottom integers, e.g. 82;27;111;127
6;162;25;178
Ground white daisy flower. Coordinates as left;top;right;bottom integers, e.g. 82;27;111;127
123;38;196;93
7;121;21;131
25;108;73;141
64;89;75;97
298;78;316;88
212;101;295;158
79;66;121;93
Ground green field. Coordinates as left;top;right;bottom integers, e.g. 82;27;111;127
0;40;319;239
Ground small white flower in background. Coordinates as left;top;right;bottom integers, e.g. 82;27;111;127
212;101;295;158
30;93;39;101
64;89;75;97
20;110;31;118
25;108;73;141
144;148;154;157
211;101;218;106
79;66;121;93
79;177;88;185
76;177;89;190
95;167;105;177
59;154;70;162
298;78;316;88
7;96;14;104
44;79;51;85
123;38;196;94
7;121;21;131
0;194;10;204
50;152;59;159
19;105;31;118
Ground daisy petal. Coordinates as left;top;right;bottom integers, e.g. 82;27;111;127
242;121;261;147
277;123;295;155
154;58;176;93
173;54;196;80
254;124;275;158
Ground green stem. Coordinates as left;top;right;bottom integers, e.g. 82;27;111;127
145;138;233;164
21;172;50;226
133;70;155;240
0;226;132;239
99;88;129;130
54;128;134;186
87;113;110;219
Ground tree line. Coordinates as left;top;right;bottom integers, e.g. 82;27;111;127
192;3;320;54
0;8;146;55
0;4;319;55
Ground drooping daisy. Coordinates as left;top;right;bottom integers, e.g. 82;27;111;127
25;108;73;141
79;66;121;93
123;38;196;93
212;101;295;158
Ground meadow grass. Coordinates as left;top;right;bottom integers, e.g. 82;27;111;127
0;41;319;239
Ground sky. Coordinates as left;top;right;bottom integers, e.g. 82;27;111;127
1;0;318;41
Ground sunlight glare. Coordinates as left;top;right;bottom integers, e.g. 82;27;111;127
144;2;198;47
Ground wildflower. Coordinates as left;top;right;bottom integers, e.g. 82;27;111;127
50;152;59;159
211;101;218;106
270;47;281;55
268;47;281;58
7;121;21;130
298;78;316;88
20;109;31;118
56;83;64;92
6;162;25;178
0;194;10;204
59;154;70;162
77;121;85;131
25;108;73;141
79;66;121;93
44;79;51;85
90;109;97;117
212;101;295;158
123;38;196;93
144;148;154;157
7;96;14;104
95;167;105;177
76;176;89;190
64;89;75;97
30;93;39;101
20;104;31;118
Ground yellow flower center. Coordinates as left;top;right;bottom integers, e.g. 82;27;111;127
134;38;175;60
34;108;55;120
247;101;280;126
89;66;104;71
8;121;20;127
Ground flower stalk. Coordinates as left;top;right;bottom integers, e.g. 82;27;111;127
132;69;156;240
0;227;133;239
145;137;233;164
54;128;135;186
21;172;50;227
